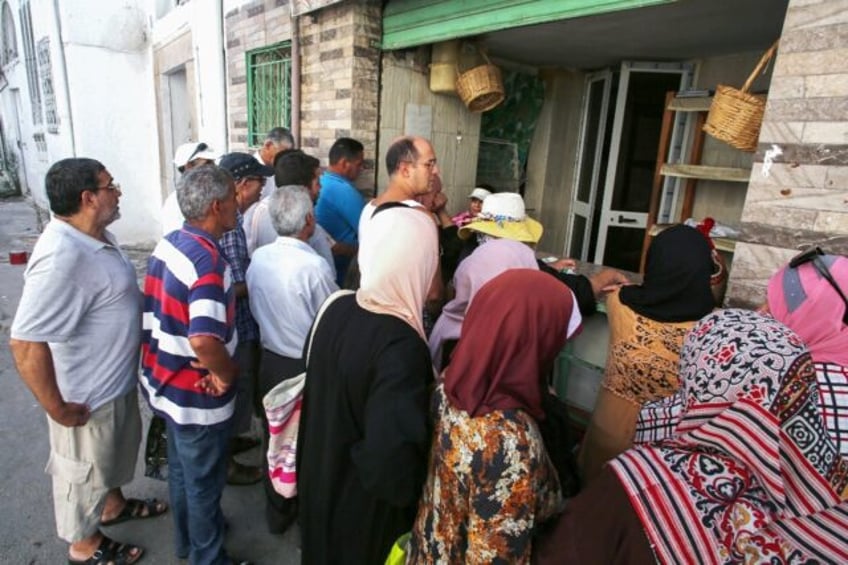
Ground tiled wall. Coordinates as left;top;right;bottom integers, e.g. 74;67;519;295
726;0;848;307
224;0;381;189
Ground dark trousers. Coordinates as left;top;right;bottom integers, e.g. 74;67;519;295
259;348;305;534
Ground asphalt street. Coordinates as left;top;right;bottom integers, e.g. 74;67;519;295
0;196;299;564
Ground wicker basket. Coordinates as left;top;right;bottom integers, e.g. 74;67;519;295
703;41;778;152
455;53;505;113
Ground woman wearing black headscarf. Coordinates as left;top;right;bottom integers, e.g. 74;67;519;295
578;224;714;482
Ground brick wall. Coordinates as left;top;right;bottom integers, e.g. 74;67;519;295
224;0;381;189
726;0;848;307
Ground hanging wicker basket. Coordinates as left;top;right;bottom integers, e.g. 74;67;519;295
703;41;778;152
455;52;505;113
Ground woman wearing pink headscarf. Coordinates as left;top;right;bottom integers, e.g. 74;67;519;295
767;249;848;455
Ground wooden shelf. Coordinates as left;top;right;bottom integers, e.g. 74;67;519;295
660;164;751;183
667;96;712;112
649;223;737;253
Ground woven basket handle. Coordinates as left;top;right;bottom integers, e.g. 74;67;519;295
455;44;492;74
741;40;779;93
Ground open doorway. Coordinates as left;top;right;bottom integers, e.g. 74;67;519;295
567;62;690;272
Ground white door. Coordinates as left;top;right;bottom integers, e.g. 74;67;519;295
564;71;612;261
594;62;692;271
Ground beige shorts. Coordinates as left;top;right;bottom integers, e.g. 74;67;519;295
45;389;141;542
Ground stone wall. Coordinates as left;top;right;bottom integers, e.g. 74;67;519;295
224;0;381;189
727;0;848;308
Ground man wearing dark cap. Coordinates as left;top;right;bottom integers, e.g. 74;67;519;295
217;152;273;485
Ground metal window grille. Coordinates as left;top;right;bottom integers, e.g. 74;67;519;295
246;42;291;147
36;37;57;133
19;0;41;125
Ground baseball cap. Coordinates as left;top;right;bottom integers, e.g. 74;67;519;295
173;142;220;168
218;152;275;180
469;187;492;201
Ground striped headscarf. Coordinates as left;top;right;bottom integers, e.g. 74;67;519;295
611;309;848;564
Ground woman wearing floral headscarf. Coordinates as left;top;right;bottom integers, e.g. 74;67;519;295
767;250;848;455
408;270;581;564
535;308;848;564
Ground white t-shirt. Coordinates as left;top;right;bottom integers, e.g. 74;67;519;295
161;191;184;236
11;220;142;411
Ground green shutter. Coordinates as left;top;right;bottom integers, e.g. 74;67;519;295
383;0;675;50
246;42;292;147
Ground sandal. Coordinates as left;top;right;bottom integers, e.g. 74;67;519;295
68;536;144;565
100;498;168;527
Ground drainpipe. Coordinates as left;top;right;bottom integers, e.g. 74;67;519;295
53;0;76;155
291;14;301;147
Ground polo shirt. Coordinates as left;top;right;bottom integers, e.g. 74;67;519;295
11;219;142;411
247;236;338;359
140;224;237;427
315;171;365;282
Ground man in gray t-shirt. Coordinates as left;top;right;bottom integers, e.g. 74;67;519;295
10;158;167;564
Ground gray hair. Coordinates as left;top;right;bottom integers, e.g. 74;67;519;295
269;185;312;237
266;127;295;148
176;164;233;220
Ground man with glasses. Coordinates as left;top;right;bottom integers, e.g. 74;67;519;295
162;141;221;235
217;152;274;486
11;158;167;564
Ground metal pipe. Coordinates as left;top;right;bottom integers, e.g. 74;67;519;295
52;0;76;155
291;13;301;147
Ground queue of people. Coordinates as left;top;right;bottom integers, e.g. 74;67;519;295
8;129;848;565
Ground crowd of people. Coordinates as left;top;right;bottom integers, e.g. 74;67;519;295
8;128;848;565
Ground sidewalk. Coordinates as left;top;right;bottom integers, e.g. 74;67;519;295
0;196;299;564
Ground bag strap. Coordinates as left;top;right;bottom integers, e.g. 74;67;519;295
304;289;354;365
371;201;409;218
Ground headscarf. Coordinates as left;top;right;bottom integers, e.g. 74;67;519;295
767;253;848;366
428;238;540;371
619;224;714;322
443;270;580;420
356;206;438;339
612;309;848;564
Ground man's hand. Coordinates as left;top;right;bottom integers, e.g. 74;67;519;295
550;258;577;271
194;373;232;397
47;401;91;427
589;268;631;298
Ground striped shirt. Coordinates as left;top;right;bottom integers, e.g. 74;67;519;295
140;224;237;427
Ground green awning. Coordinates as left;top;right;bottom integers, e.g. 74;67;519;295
383;0;675;50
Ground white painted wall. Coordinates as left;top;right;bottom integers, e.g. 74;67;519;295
0;0;229;246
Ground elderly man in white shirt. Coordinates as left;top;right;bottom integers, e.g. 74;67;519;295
246;184;338;535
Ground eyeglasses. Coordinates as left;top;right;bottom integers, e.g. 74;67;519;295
789;246;848;325
96;181;121;193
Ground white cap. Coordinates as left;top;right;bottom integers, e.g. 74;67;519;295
469;187;492;201
173;142;220;168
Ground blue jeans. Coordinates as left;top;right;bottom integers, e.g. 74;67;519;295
166;418;232;564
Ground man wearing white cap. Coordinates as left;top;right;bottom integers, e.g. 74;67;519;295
161;141;221;235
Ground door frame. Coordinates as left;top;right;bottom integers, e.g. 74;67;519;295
593;61;693;265
564;69;613;261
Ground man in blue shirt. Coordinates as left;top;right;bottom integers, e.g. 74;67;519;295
315;137;365;286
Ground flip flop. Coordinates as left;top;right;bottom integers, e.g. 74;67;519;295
68;536;144;564
100;498;168;527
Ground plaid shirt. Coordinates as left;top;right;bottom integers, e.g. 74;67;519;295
219;212;259;343
816;361;848;456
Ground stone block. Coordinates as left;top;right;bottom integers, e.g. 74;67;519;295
802;122;848;144
783;0;848;32
806;73;848;98
814;206;848;232
774;48;848;77
757;121;805;144
741;201;819;227
748;162;828;189
767;97;848;121
825;166;848;189
768;76;805;100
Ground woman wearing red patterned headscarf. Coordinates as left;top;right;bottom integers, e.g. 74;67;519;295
535;308;848;564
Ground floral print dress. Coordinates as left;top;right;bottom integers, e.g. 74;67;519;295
407;385;562;564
